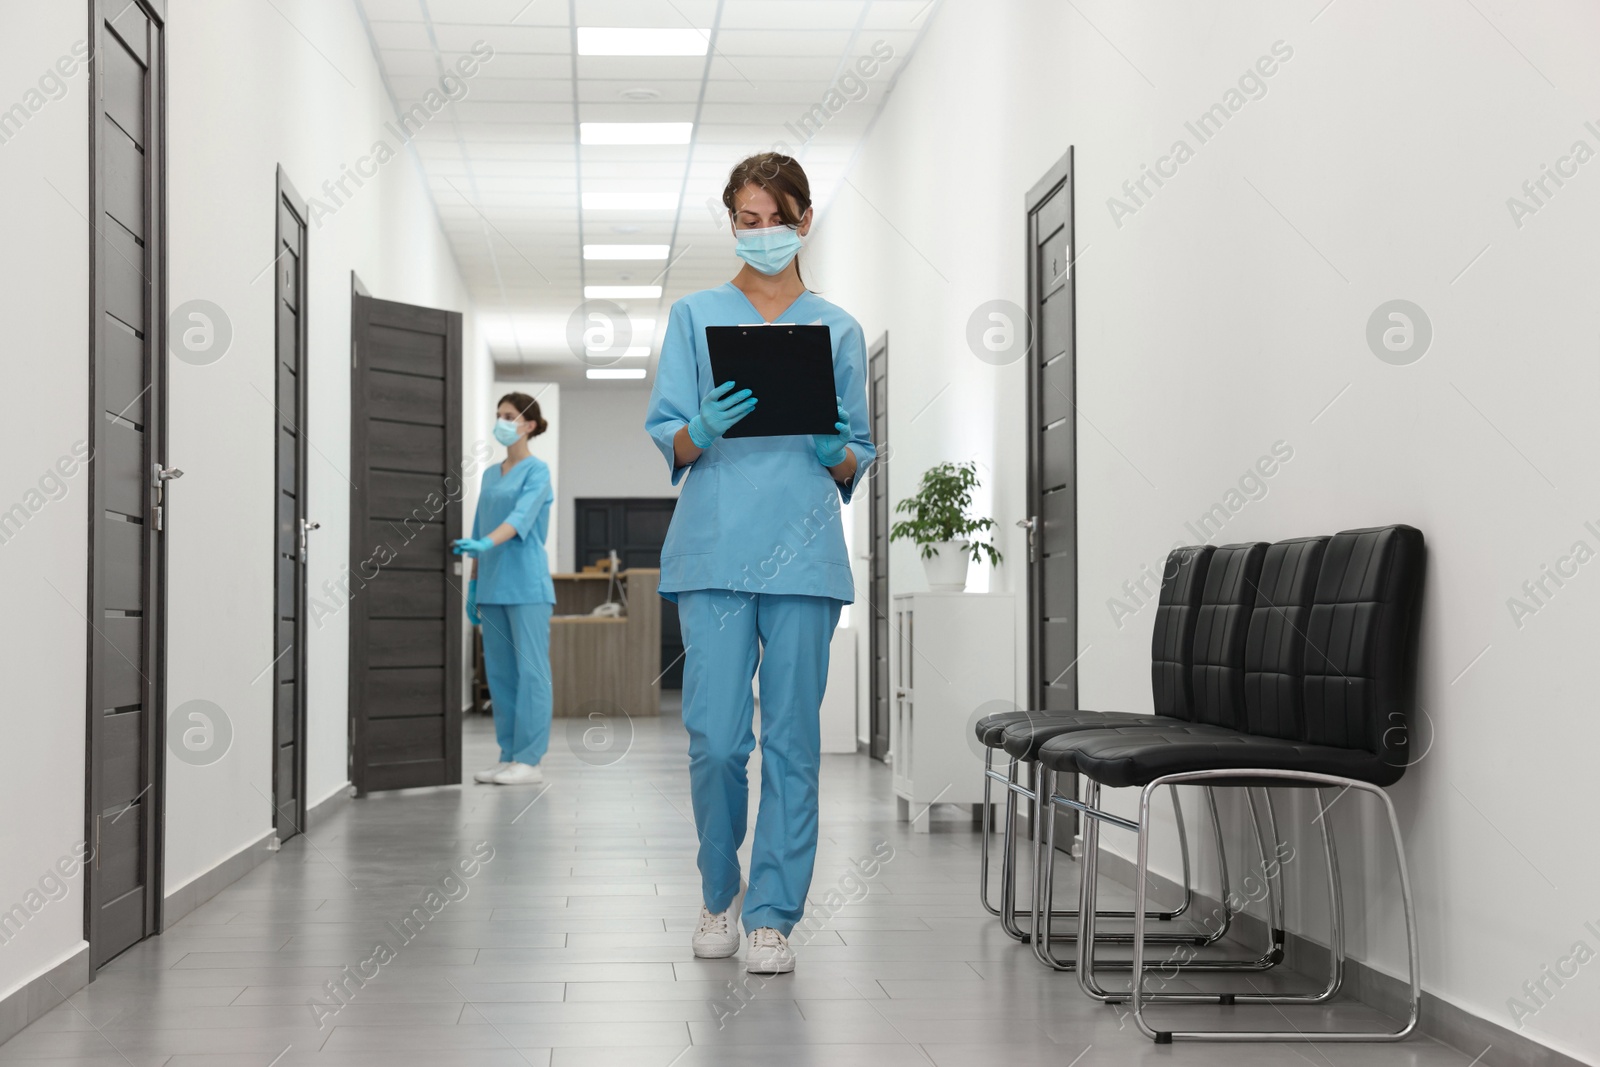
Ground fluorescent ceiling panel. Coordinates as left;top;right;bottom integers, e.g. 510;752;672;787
577;27;710;56
587;368;648;379
580;122;694;145
583;244;671;260
585;285;663;299
583;191;680;210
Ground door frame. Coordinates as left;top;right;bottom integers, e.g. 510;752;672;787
273;165;309;839
1023;147;1077;714
84;0;168;960
866;332;890;760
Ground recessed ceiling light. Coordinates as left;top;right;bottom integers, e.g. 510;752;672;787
587;346;652;360
587;368;648;380
577;27;709;56
585;285;662;299
583;192;678;211
620;87;662;101
584;244;670;260
581;122;693;145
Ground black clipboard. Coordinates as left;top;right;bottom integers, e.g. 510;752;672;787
705;323;836;439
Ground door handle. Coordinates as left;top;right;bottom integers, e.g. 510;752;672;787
299;519;321;563
151;464;183;532
1017;515;1038;563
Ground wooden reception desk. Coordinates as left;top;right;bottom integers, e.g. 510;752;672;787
550;569;661;718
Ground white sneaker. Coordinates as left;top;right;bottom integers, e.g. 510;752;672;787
474;762;509;784
491;762;544;785
691;906;739;958
745;927;794;974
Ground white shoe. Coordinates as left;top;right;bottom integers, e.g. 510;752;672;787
691;906;739;958
491;762;544;785
745;927;794;974
474;762;509;784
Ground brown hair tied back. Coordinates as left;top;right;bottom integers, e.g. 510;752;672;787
722;153;813;286
500;391;548;437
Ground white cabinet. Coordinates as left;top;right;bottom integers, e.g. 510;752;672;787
891;592;1016;832
819;625;858;754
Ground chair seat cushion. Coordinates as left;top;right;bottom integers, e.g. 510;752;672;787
999;711;1185;760
1035;724;1404;789
974;710;1061;748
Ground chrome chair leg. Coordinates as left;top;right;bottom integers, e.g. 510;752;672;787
1121;770;1420;1042
978;748;1000;916
998;758;1029;940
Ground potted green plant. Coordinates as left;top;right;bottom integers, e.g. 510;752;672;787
890;461;1003;592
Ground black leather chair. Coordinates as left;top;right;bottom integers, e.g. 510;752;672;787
1036;526;1424;1043
972;547;1209;927
1019;541;1296;968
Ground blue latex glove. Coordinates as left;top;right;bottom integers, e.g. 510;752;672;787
453;536;495;555
687;380;757;448
813;400;852;469
466;579;480;625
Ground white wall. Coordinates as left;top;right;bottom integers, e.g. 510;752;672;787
0;0;95;1002
808;0;1600;1060
556;383;681;573
163;0;483;894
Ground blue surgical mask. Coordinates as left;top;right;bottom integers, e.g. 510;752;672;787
493;418;522;446
734;224;804;276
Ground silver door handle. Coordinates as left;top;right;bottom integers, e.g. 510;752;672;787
300;518;321;563
1018;515;1038;563
151;464;183;531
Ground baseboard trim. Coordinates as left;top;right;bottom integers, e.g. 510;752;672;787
162;829;275;931
305;783;352;833
0;943;89;1047
1091;847;1589;1067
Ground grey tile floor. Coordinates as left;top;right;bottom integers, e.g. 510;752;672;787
3;702;1484;1066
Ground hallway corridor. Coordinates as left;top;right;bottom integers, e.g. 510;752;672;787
2;711;1483;1066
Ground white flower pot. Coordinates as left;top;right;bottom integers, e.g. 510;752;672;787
922;541;971;592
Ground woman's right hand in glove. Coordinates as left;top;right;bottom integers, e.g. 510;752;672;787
686;381;757;448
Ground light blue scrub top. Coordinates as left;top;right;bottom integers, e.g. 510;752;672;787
473;456;556;605
645;283;877;604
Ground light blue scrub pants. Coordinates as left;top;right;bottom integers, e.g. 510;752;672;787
478;602;554;766
677;589;842;936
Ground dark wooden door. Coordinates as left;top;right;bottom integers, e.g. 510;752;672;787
349;295;463;794
574;497;681;687
87;0;166;969
1027;149;1077;713
273;169;309;838
867;335;890;760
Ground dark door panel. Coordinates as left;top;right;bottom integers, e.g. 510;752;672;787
273;168;309;842
87;0;165;969
1025;150;1077;844
368;370;446;425
369;471;447;519
368;571;446;618
867;335;889;760
350;295;463;794
573;497;681;688
369;421;445;474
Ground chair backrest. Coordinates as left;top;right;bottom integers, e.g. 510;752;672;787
1150;545;1214;719
1301;525;1426;764
1243;535;1330;739
1190;542;1268;728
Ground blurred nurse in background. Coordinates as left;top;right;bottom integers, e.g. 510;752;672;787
454;392;555;786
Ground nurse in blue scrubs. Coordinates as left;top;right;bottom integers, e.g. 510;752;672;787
454;392;556;787
645;153;875;975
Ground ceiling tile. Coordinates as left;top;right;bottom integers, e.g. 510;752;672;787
354;0;930;366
